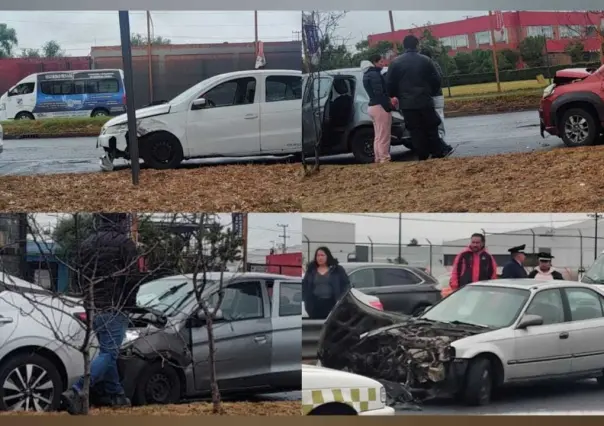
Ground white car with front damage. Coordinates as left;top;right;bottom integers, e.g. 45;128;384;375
97;69;302;171
317;279;604;407
302;364;394;415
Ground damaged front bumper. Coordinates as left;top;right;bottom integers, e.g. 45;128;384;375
317;290;482;401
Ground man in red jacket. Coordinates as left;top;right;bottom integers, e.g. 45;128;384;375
449;233;498;290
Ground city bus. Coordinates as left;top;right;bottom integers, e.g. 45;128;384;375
0;69;126;121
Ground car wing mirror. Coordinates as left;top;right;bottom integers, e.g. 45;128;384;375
516;314;543;329
191;98;207;110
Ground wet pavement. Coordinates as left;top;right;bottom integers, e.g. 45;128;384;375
0;110;562;176
398;379;604;414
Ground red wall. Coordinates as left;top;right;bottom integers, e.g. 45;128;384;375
0;57;90;95
368;11;603;54
266;252;302;277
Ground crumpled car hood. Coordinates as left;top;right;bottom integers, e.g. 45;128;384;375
317;290;487;394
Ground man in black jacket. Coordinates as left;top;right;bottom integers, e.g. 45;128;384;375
387;35;448;161
62;213;141;414
501;244;529;279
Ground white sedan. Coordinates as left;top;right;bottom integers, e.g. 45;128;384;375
302;364;394;415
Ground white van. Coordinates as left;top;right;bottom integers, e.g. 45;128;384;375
97;69;302;171
0;70;126;121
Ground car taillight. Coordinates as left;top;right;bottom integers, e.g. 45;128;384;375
74;312;87;323
369;301;383;311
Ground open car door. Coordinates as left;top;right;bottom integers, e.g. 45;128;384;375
302;73;334;157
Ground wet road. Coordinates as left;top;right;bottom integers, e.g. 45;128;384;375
0;110;561;176
397;379;604;414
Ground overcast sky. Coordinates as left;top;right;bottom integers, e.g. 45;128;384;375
34;213;301;252
2;11;301;56
302;213;595;245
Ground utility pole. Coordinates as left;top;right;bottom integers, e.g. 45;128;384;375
397;213;402;263
242;213;249;272
292;30;302;41
146;11;154;104
254;11;259;57
589;213;602;260
388;11;395;32
277;224;290;254
488;10;502;93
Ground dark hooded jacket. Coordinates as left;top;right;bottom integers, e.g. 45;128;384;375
78;218;140;311
302;261;351;319
361;60;392;112
386;48;442;110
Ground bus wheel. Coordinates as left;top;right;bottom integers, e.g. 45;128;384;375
15;112;34;120
141;132;184;170
91;109;110;118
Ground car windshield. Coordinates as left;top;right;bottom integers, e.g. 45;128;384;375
168;74;225;105
421;285;530;329
136;277;218;316
582;254;604;284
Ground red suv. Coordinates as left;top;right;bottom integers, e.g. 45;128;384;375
539;64;604;147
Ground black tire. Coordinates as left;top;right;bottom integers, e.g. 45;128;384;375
350;127;376;164
0;353;63;412
308;403;357;415
559;108;599;147
133;363;181;406
91;108;110;118
462;357;493;406
15;111;34;120
140;132;184;170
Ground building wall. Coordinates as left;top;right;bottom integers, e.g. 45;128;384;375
368;11;604;55
302;218;355;264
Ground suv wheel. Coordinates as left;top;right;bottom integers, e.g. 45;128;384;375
462;357;493;406
0;353;63;412
560;108;599;147
350;128;376;164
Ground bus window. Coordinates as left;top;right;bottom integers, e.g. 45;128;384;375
74;80;87;95
86;79;119;94
8;83;35;96
40;81;74;96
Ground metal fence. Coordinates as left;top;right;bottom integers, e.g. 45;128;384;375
303;229;604;279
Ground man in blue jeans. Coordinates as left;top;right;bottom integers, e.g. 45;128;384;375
62;213;140;414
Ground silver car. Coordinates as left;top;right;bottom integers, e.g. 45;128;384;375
302;68;411;164
318;279;604;406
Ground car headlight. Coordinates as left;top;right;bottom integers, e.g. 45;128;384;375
379;386;386;404
542;84;555;99
104;123;128;135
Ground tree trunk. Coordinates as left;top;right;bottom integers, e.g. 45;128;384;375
81;350;91;415
205;315;223;414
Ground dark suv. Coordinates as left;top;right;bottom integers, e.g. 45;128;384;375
339;262;441;316
539;65;604;147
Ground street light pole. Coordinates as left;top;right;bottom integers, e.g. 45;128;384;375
119;11;141;185
398;213;402;263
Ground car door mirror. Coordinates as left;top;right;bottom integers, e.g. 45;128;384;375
516;314;543;329
191;98;207;110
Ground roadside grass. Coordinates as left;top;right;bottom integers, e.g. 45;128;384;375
1;146;603;212
446;79;548;97
1;85;543;139
0;401;300;416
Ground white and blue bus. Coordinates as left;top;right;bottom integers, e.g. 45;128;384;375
0;69;126;121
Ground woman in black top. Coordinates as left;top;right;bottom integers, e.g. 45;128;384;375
302;246;351;320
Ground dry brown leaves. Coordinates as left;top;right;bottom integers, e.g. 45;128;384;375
1;401;300;416
2;145;603;213
0;164;302;212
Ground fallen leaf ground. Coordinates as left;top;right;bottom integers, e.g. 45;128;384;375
0;401;300;416
1;145;603;212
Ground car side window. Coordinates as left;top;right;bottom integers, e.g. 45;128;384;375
565;288;604;321
278;283;302;317
201;77;256;108
524;289;565;325
348;269;375;289
375;268;422;286
310;77;332;102
206;281;264;321
9;83;35;96
265;76;302;102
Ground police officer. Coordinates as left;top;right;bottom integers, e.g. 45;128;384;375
501;244;529;279
528;252;564;280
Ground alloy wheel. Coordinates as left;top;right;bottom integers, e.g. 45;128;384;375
564;115;590;145
2;364;55;411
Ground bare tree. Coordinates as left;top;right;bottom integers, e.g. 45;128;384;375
301;11;348;177
558;11;604;63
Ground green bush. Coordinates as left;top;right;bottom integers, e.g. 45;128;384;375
445;61;601;87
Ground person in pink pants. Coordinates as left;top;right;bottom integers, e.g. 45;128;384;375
361;55;396;163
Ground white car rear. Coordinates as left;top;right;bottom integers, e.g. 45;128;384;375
0;273;91;412
302;364;393;415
